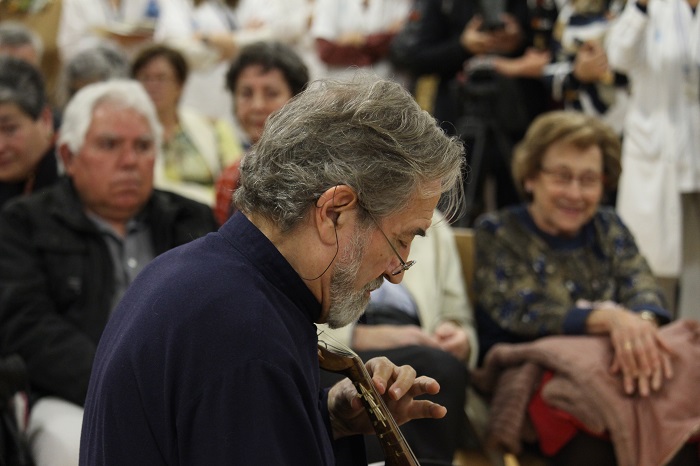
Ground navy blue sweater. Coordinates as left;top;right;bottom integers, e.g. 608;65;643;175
80;212;365;465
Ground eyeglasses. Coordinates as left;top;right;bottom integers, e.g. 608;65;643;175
137;74;177;85
540;167;603;190
371;217;416;276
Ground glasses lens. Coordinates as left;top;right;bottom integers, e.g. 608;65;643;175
391;259;416;276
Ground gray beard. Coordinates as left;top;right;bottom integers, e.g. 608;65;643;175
325;228;384;329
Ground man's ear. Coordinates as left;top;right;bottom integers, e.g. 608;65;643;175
58;144;75;176
315;185;358;245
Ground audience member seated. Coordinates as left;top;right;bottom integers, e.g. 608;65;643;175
57;43;130;109
310;0;411;82
213;41;309;225
132;44;243;206
473;110;699;465
0;80;217;466
0;57;57;209
0;20;43;67
154;0;308;122
57;0;158;64
388;0;542;227
318;209;476;464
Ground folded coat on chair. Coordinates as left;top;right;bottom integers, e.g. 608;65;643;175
471;319;700;466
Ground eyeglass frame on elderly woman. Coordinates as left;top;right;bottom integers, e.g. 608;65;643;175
539;166;604;190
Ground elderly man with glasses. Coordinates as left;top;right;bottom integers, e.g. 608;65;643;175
80;74;466;465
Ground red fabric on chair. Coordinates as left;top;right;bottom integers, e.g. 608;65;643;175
528;371;610;456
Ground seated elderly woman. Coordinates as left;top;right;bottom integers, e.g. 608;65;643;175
58;43;130;107
131;44;243;206
213;41;309;225
473;111;699;466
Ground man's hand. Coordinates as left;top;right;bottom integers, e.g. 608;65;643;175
327;357;447;439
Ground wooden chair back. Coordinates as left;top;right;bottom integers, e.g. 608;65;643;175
452;227;476;305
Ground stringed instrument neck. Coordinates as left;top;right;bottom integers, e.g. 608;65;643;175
317;338;420;466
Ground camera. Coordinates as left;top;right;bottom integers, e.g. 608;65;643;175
480;0;505;31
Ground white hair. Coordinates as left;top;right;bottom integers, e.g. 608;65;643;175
58;79;163;155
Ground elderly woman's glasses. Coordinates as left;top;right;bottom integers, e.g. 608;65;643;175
540;167;603;190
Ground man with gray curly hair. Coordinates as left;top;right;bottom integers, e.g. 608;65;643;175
81;75;465;465
0;79;217;466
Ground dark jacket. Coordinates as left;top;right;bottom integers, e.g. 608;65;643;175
389;0;532;128
0;146;59;210
0;177;217;406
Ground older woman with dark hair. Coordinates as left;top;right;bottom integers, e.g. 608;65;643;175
473;111;700;465
60;43;129;104
132;44;243;207
0;56;57;209
213;40;309;225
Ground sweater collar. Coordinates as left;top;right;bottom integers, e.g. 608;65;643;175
218;211;323;324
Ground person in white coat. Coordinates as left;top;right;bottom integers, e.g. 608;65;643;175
311;0;411;82
606;0;700;319
154;0;308;124
57;0;158;63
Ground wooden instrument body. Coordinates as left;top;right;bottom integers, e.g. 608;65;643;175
317;342;420;466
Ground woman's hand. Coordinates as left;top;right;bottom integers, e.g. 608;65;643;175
573;40;610;83
586;302;674;396
327;357;446;439
352;325;441;351
459;14;523;56
433;321;471;362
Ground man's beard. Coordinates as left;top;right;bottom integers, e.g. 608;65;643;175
325;226;384;329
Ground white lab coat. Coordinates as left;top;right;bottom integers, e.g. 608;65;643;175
155;0;308;123
606;0;700;277
57;0;153;62
311;0;411;81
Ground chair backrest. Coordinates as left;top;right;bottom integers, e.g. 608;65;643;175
452;227;475;305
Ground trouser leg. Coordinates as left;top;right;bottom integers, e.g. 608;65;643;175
678;192;700;321
27;397;83;466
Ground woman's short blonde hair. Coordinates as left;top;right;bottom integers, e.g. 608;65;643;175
512;111;621;201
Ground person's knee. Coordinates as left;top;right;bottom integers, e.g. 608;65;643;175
403;346;469;393
27;397;83;466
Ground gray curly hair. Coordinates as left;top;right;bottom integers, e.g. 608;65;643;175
235;75;465;232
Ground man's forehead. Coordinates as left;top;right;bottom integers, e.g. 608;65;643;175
88;105;152;134
392;197;439;235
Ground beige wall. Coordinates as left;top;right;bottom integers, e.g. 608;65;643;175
2;0;63;105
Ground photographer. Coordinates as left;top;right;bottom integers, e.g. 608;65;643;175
390;0;549;225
